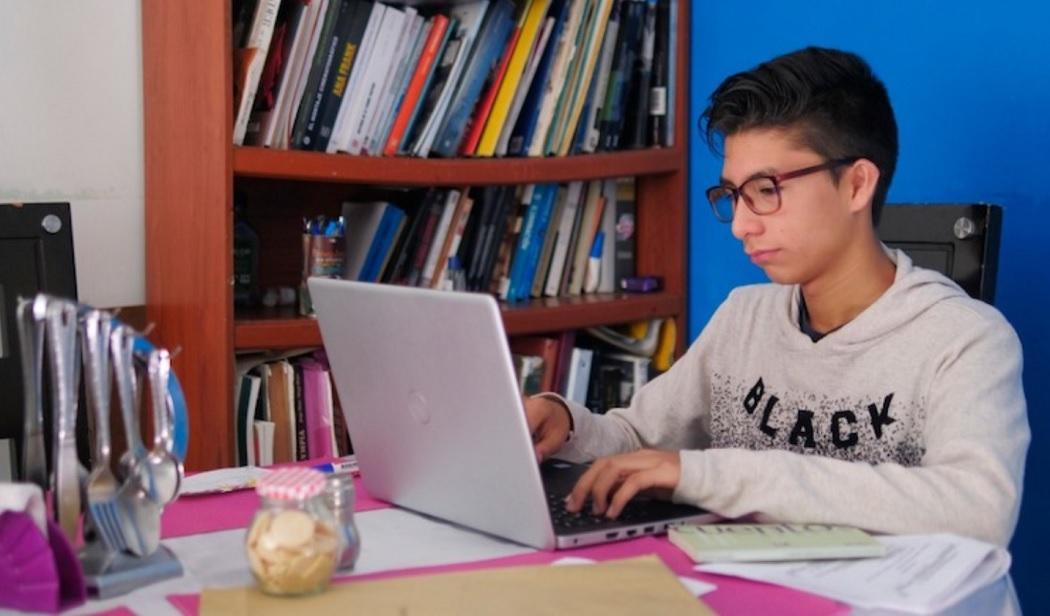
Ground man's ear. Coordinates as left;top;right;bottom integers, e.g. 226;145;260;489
844;159;880;216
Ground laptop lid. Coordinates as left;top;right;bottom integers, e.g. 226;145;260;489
309;278;557;549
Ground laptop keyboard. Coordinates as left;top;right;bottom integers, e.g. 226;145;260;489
546;491;646;532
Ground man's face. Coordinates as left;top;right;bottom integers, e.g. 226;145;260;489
720;127;855;286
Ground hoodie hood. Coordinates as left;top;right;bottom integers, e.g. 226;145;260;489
777;248;972;351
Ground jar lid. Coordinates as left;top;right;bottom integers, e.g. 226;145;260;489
257;467;327;501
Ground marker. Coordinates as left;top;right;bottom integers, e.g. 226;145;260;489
312;457;359;475
584;232;604;293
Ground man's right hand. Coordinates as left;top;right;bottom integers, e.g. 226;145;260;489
523;395;573;462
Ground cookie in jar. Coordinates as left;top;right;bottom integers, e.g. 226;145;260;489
245;468;342;595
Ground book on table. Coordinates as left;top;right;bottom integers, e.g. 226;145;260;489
669;523;886;563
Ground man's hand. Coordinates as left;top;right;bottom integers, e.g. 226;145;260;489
565;449;681;519
523;395;572;462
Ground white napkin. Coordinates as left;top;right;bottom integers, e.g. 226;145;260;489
0;482;48;535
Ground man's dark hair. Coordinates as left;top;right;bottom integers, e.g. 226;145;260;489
701;47;898;225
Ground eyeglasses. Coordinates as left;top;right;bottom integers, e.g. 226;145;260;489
706;157;860;223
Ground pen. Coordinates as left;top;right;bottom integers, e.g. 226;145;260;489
312;457;359;475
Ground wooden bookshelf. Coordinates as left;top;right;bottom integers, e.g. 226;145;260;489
235;147;683;186
234;292;684;350
142;0;690;471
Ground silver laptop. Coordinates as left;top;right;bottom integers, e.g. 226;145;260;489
309;278;715;550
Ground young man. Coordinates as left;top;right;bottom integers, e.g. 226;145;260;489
524;47;1029;546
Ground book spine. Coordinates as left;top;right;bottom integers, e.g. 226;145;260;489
626;0;656;149
293;361;308;460
290;0;343;148
476;0;553;157
648;0;669;146
233;0;282;145
314;0;370;152
459;27;519;156
432;0;516;158
383;15;451;156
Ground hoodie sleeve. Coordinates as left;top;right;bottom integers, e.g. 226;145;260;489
547;301;732;463
673;310;1029;546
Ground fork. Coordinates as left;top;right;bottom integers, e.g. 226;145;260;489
80;309;126;553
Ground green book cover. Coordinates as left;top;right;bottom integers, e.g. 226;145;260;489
668;524;887;563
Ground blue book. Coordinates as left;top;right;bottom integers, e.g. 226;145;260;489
505;186;542;302
516;183;558;300
359;206;405;281
508;0;568;157
431;0;516;158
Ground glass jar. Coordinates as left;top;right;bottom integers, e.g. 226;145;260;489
323;472;361;571
245;468;342;596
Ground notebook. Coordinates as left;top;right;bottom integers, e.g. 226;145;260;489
308;278;715;549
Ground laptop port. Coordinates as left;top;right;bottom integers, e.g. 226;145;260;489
643;526;655;533
626;529;637;537
605;532;618;540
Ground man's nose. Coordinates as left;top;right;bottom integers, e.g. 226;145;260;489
731;198;763;240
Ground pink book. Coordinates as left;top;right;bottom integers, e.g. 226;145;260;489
300;358;335;459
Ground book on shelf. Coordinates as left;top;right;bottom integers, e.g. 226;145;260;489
421;189;463;287
383;14;452;155
412;0;491;157
267;359;297;463
233;0;282;146
368;10;426;155
530;183;567;297
494;7;556;156
231;0;676;158
665;0;677;146
512;353;546;395
458;20;519;156
475;0;553;156
244;0;297;146
276;0;332;149
622;0;657;149
550;0;617;156
431;0;516;158
311;0;376;152
509;334;561;392
290;0;343;148
584;350;650;413
648;0;670;147
234;352;353;465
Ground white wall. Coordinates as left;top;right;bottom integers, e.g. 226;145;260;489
0;0;145;308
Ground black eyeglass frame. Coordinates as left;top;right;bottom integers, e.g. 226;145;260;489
705;157;861;223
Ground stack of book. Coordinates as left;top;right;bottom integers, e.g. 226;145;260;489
339;177;636;301
234;350;353;466
232;0;678;157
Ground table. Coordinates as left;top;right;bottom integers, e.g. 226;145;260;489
64;471;1015;616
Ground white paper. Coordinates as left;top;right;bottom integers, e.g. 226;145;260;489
552;556;597;566
696;534;1010;614
180;466;271;496
677;576;717;597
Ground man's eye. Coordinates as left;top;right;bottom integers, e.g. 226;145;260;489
758;186;778;196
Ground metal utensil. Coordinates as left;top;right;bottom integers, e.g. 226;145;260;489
109;323;161;556
143;347;181;505
15;295;48;490
80;310;126;553
46;298;81;543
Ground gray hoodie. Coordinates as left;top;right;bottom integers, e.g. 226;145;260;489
555;249;1029;545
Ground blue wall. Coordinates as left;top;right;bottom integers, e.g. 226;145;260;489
688;1;1049;609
